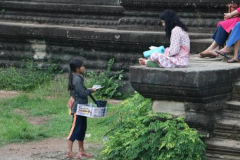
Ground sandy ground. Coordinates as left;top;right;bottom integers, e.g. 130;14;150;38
0;137;99;160
0;91;122;160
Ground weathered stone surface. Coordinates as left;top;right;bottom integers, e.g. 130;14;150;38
130;56;240;103
119;0;228;33
137;59;240;159
206;138;240;156
152;100;224;135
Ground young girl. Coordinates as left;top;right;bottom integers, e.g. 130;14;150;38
67;59;96;159
139;10;190;68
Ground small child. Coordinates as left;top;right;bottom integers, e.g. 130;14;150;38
66;59;96;159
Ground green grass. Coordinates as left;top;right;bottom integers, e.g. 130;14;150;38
0;74;117;150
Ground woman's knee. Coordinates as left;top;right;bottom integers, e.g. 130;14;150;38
236;22;240;28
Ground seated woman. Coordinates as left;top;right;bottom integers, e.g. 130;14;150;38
139;10;190;68
215;22;240;63
199;7;240;58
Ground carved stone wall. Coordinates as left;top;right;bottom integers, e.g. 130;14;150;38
0;0;235;92
119;0;230;33
0;0;123;29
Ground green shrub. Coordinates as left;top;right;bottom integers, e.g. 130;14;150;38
0;61;58;91
102;93;206;160
86;58;124;99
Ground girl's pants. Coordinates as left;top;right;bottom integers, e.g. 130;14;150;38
67;114;87;141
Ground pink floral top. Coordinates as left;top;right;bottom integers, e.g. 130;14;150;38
168;26;190;56
217;8;240;33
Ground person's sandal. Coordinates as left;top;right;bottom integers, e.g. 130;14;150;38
215;51;230;59
227;58;239;63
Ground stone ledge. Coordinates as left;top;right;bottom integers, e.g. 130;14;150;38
130;55;240;103
0;21;211;52
0;2;124;14
0;0;120;5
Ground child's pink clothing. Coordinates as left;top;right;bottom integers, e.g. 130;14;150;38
217;8;240;33
148;26;190;68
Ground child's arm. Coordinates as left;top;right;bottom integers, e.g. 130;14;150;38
168;27;181;57
74;77;93;97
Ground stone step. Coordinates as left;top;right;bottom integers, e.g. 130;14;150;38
0;0;120;5
206;138;240;158
214;119;240;140
0;21;212;54
225;101;240;111
207;153;240;160
232;82;240;101
223;110;240;119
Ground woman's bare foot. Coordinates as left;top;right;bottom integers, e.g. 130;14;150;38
198;50;218;58
219;46;230;53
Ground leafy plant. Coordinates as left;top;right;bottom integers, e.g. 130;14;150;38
86;58;124;99
1;9;6;14
0;60;58;91
102;92;206;160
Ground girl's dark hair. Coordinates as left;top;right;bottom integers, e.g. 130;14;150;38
68;59;83;90
160;10;188;38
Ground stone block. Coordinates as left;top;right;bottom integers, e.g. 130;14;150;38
130;56;240;103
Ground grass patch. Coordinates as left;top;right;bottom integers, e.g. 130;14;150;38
0;61;58;91
0;75;116;148
0;103;48;147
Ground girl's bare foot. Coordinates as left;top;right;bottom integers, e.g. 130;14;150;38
66;152;77;158
78;152;92;158
139;58;147;65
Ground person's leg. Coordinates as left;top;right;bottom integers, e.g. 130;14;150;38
199;25;229;58
228;40;240;63
66;114;77;158
218;46;231;53
67;140;76;158
78;140;92;158
77;116;92;158
78;141;84;154
217;23;240;56
204;41;219;52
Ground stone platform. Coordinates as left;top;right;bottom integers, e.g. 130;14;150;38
130;55;240;102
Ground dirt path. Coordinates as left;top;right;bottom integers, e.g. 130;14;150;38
0;90;19;99
0;138;99;160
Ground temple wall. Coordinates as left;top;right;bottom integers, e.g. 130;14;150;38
0;0;234;91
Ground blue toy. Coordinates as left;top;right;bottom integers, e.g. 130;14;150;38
143;46;165;58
